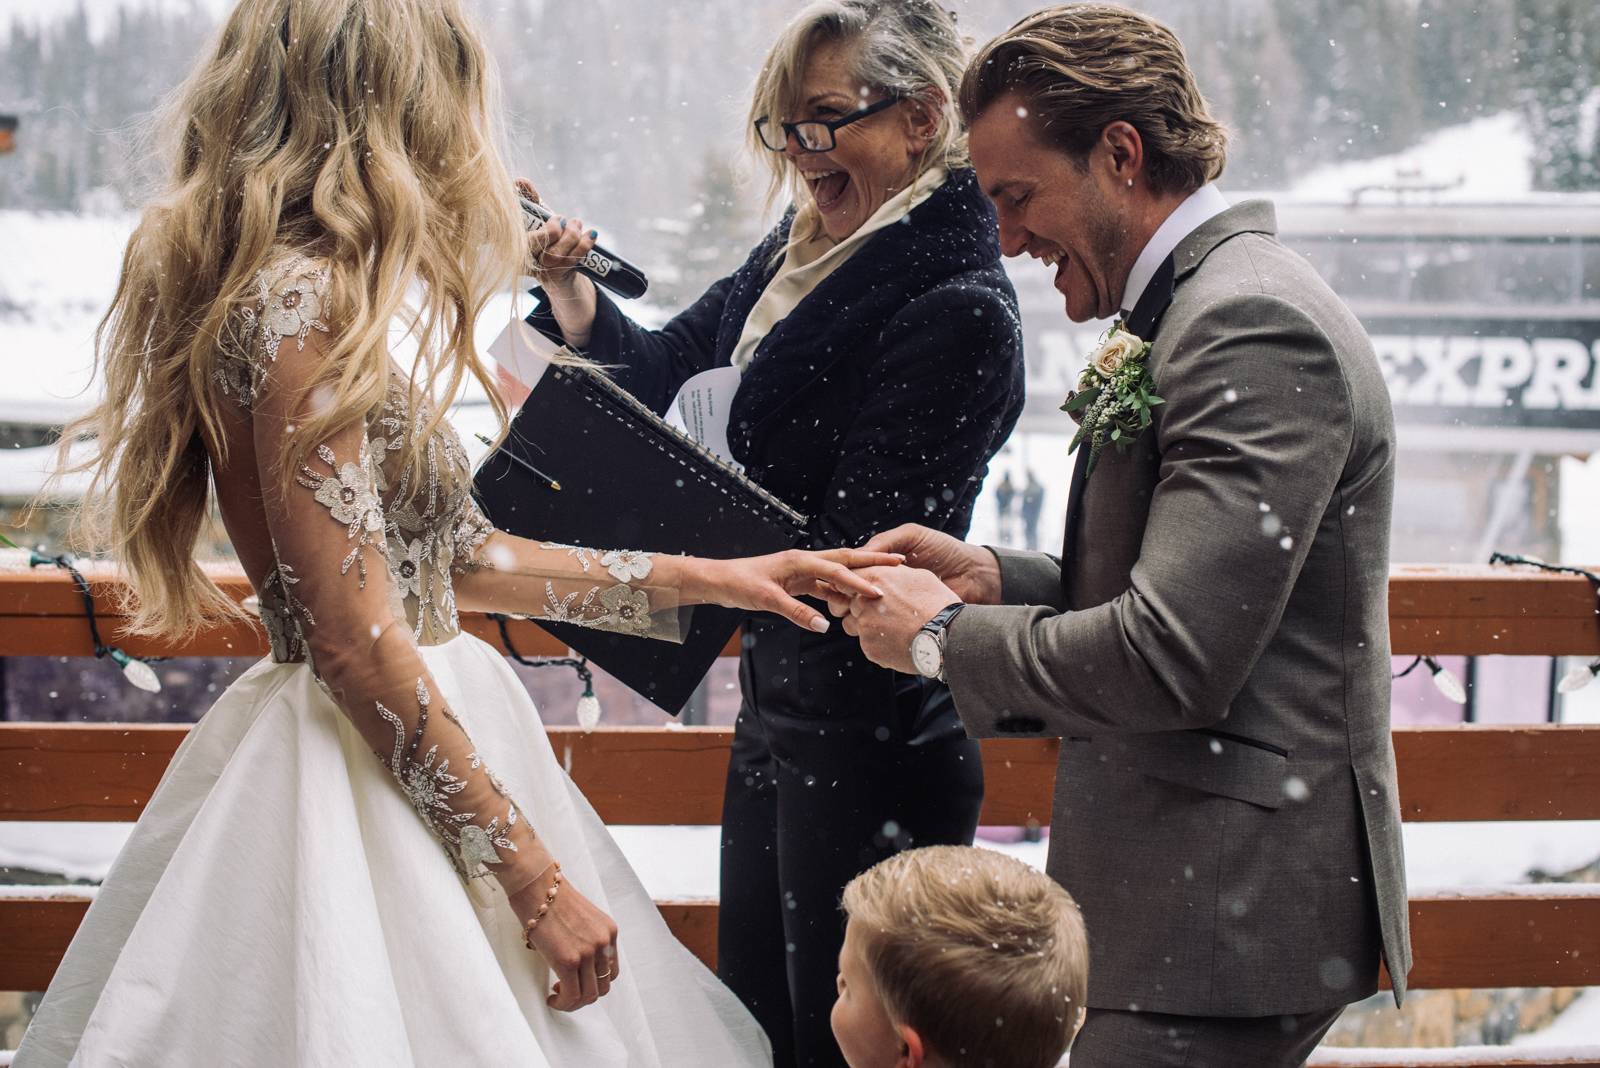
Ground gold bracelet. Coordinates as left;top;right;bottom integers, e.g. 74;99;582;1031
520;861;563;949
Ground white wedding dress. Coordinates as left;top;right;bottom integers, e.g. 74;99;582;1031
15;255;772;1067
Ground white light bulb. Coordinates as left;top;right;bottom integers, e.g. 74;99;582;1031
110;648;162;693
576;690;602;731
1558;660;1599;695
1429;662;1467;705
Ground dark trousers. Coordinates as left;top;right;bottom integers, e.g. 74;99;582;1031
1070;1005;1345;1067
716;681;984;1068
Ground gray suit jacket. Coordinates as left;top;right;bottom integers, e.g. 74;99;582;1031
944;200;1411;1017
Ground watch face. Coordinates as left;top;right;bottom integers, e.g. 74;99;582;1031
910;630;942;678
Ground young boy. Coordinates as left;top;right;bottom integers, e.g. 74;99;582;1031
832;845;1089;1068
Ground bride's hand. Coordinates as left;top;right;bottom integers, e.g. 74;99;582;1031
683;548;903;632
510;867;620;1011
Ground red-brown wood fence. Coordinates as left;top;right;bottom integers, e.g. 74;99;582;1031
2;563;1598;1066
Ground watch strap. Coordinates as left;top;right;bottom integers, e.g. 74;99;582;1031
921;601;967;638
919;601;966;681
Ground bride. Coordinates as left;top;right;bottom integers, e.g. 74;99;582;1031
14;1;896;1064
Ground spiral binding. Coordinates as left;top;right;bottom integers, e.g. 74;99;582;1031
548;360;809;534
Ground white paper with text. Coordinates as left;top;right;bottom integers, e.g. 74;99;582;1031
664;365;742;464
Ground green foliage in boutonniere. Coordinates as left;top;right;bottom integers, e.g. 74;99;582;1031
1061;324;1163;476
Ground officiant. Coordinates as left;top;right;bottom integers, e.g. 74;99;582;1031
522;4;1023;1064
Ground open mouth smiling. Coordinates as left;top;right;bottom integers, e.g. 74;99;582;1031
801;168;850;210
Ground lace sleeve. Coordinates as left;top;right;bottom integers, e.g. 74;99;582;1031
449;495;686;643
251;313;554;897
217;253;331;409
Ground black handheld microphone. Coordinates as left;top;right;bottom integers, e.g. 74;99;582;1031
518;194;649;300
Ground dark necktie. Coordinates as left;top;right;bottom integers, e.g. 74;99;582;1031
1059;253;1178;588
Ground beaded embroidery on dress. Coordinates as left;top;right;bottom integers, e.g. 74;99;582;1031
218;253;671;662
214;251;682;886
14;251;771;1068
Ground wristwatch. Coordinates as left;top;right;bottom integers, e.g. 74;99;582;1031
910;602;966;681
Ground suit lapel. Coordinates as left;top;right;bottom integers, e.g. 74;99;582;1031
1058;254;1178;595
1054;201;1278;601
1059;445;1093;581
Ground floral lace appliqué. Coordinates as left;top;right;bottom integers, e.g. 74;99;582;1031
537;544;655;584
257;560;314;663
218;254;330;408
297;440;386;587
539;579;656;635
600;549;654;583
375;678;524;881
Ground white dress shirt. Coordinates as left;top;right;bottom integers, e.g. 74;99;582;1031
1119;183;1231;321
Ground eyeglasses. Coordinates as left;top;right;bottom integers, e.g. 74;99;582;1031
754;94;903;153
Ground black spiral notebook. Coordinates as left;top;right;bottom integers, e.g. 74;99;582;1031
472;361;808;716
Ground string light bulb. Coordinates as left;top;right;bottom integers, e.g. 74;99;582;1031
1559;659;1599;694
1488;552;1600;704
1426;656;1467;704
487;614;601;731
576;680;602;732
23;546;166;695
108;647;163;693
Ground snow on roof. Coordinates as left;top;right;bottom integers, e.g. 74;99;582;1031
0;210;126;421
1282;111;1536;205
0;442;90;500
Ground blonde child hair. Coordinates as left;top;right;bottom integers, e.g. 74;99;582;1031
840;845;1088;1067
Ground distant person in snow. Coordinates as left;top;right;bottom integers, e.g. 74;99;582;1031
1020;467;1045;551
994;469;1017;545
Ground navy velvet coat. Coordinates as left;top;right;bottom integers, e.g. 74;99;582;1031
528;167;1024;733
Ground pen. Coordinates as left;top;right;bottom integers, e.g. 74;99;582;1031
475;433;562;491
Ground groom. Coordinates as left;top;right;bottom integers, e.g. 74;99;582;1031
827;6;1411;1065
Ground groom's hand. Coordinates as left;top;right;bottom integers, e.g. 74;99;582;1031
861;524;1002;606
828;565;960;674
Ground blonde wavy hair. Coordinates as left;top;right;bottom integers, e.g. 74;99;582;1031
747;0;971;246
51;0;524;639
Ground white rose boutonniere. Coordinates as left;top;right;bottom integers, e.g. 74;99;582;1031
1062;325;1163;477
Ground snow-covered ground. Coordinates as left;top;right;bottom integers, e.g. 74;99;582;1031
7;818;1597;903
1511;987;1600;1048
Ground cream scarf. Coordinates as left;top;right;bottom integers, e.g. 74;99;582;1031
729;165;949;373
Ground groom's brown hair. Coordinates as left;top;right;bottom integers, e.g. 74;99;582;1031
959;3;1227;195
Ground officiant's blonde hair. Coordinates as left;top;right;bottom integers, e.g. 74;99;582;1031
50;0;521;639
960;3;1228;195
841;845;1088;1068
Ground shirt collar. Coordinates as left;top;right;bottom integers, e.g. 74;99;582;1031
1118;183;1230;320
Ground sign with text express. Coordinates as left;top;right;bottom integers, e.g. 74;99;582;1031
1369;317;1600;430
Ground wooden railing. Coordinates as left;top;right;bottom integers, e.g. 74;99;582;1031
2;563;1599;1066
